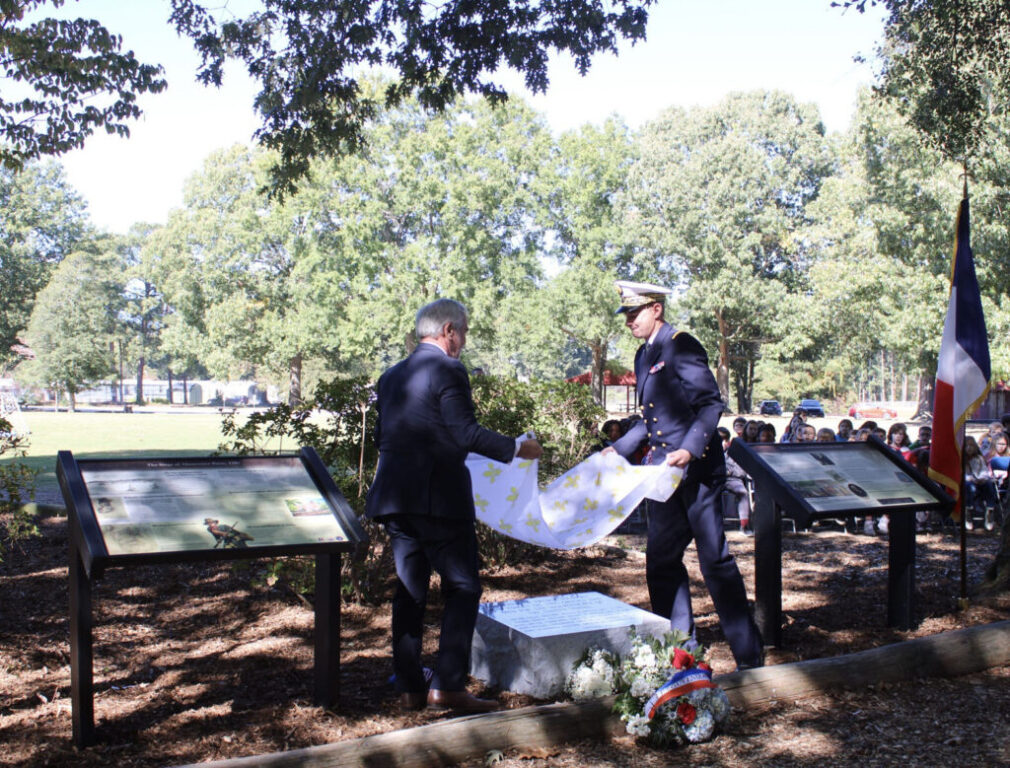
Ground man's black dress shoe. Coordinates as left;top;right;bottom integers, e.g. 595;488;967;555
398;692;427;710
426;689;499;713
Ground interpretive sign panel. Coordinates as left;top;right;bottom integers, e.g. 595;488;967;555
80;457;351;556
59;450;366;576
728;437;952;643
751;441;941;514
58;448;367;747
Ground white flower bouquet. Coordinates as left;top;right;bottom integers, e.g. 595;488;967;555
565;630;731;747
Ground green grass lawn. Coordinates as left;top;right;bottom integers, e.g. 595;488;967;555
3;409;244;492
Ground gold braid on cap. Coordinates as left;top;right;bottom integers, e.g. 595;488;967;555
618;290;666;309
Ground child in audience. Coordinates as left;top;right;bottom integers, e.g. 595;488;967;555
964;436;1000;530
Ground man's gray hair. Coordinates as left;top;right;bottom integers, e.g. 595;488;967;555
416;298;468;340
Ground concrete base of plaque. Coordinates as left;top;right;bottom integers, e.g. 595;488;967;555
470;591;669;698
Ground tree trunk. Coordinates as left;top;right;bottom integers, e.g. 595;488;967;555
980;502;1010;593
358;401;368;498
715;309;730;404
590;343;605;406
745;354;755;412
183;374;189;405
167;369;174;404
68;390;76;413
914;371;935;420
879;349;886;401
135;355;145;405
288;352;303;406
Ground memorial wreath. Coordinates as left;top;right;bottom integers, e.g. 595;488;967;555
566;630;731;747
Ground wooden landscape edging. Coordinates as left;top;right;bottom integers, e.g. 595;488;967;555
175;620;1010;768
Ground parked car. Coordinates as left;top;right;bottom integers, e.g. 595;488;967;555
797;398;825;418
848;403;898;419
758;399;782;416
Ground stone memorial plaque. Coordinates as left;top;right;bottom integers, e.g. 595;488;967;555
470;591;668;698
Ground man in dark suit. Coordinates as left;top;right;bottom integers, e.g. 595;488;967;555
604;281;763;670
365;298;543;712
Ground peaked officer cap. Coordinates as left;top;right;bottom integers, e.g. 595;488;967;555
615;280;674;313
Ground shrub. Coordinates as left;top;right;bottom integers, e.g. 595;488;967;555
470;376;605;569
218;374;604;601
0;418;40;560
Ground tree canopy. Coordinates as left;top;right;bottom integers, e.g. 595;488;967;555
841;0;1010;162
0;0;167;171
3;0;654;196
0;159;91;368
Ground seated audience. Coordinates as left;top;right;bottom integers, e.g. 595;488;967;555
756;423;777;443
836;419;853;441
743;419;763;443
794;423;816;443
781;408;807;443
718;426;753;536
979;421;1005;456
591;419;623;453
908;425;932;450
964;435;1000;530
816;427;836;443
887;423;912;460
988;433;1010;487
732;416;747;441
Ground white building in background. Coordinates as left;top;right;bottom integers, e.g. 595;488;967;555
69;379;279;406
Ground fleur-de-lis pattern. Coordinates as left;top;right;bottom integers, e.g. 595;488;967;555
465;448;682;550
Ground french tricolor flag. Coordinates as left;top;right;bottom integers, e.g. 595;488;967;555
928;196;991;519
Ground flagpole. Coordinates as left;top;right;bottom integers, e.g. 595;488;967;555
959;431;968;607
958;168;969;609
929;169;989;614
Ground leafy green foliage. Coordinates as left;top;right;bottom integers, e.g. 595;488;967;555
0;1;166;170
496;119;636;399
218;375;385;604
627;91;835;410
218;371;604;600
470;374;604;569
3;1;655;195
0;160;91;369
0;417;39;560
167;0;654;196
20;246;121;405
840;0;1010;162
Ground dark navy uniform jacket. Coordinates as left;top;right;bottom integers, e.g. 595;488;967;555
612;322;725;476
365;342;515;521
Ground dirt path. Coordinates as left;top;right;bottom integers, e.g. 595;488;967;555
2;513;1008;767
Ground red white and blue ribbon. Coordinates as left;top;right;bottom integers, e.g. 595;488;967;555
644;666;716;720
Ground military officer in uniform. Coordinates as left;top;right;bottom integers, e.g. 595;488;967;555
603;281;764;670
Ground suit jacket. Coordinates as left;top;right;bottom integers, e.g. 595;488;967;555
612;322;725;477
365;343;516;520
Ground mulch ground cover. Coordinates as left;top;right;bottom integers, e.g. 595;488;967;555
2;511;1009;767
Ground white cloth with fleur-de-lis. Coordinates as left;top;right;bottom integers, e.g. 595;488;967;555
466;449;683;549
